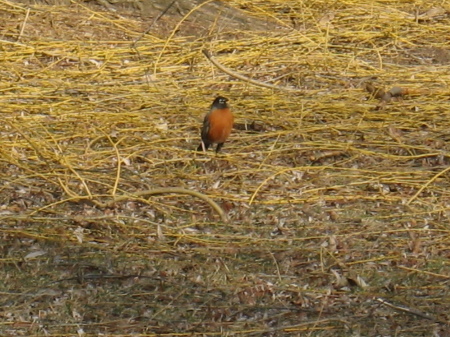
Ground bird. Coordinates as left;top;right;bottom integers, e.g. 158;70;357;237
197;96;234;153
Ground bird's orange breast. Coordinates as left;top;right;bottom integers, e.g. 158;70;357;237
206;108;234;143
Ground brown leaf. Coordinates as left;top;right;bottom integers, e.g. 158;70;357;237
388;86;409;98
364;82;385;99
418;7;446;21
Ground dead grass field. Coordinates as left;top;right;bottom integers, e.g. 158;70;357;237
1;0;450;336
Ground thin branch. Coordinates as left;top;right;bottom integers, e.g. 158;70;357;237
18;8;30;42
94;188;227;223
31;187;228;223
376;297;448;325
132;0;177;47
202;49;303;93
407;165;450;205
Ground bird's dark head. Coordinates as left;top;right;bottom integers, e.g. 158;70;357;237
212;96;229;109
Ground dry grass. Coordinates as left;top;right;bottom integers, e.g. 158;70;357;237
1;0;450;336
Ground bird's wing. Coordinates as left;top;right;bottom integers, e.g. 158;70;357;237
201;113;211;141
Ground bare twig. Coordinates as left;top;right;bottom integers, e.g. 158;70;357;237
407;165;450;205
376;298;448;325
132;0;177;47
202;49;303;92
31;188;228;223
102;187;228;223
17;7;30;42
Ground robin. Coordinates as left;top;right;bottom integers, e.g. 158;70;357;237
197;96;234;153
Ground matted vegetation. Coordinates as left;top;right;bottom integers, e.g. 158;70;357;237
1;0;449;336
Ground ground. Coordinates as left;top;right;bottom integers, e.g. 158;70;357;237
0;0;450;336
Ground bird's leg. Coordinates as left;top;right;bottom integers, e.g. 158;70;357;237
215;143;224;153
